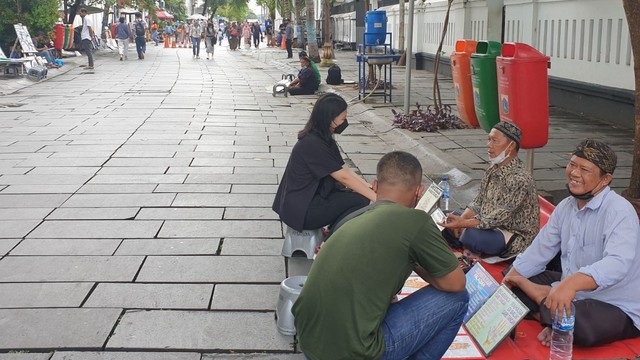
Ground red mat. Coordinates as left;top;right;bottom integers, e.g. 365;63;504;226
476;262;640;360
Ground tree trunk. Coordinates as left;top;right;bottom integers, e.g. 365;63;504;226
432;0;453;109
321;0;334;62
305;0;320;62
398;0;404;51
294;0;304;47
622;0;640;205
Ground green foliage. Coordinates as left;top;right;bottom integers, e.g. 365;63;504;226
216;1;249;21
164;0;186;20
0;0;59;55
256;0;276;19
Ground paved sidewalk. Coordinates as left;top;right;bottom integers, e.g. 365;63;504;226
0;40;635;359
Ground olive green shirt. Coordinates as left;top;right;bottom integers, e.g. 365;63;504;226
292;201;459;360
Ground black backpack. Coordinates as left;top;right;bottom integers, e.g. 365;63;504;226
326;64;343;85
135;22;145;36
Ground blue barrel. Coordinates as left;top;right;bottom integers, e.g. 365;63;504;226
365;10;387;45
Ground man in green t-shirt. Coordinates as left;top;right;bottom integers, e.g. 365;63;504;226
299;51;321;87
292;151;469;360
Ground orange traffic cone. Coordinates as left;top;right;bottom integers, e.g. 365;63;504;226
281;35;286;49
164;36;169;48
171;39;176;48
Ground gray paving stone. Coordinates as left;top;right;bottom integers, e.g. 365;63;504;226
0;239;20;256
84;283;213;309
0;308;121;349
211;284;280;310
98;167;168;175
0;256;143;282
0;353;53;360
185;174;278;184
28;167;100;175
191;158;274;167
47;208;139;220
104;158;192;167
63;194;176;208
136;207;223;220
51;352;201;360
172;194;273;207
233;167;285;175
202;355;304;360
106;311;292;350
0;221;41;238
136;255;284;283
230;185;279;194
158;220;282;238
0;283;93;308
0;174;92;185
115;238;219;255
221;238;283;256
1;185;83;194
10;239;122;256
0;194;70;208
28;220;162;239
88;175;186;184
16;158;107;167
223;208;279;220
153;184;231;193
77;184;158;193
165;167;234;174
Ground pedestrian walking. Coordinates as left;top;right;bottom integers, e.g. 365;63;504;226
242;21;251;49
252;22;262;49
134;12;147;60
285;19;293;58
164;22;174;45
151;21;159;46
177;23;185;47
204;20;217;60
115;16;132;61
183;22;191;47
79;8;95;69
191;20;203;58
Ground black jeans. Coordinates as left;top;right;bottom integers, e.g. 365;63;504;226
303;191;370;230
286;39;293;58
511;270;640;347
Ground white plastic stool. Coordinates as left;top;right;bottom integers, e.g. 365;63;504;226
275;275;306;335
281;226;323;259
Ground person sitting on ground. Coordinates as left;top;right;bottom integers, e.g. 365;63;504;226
32;31;56;66
293;151;469;360
440;121;539;257
272;93;375;234
287;56;319;96
298;50;321;87
503;139;640;348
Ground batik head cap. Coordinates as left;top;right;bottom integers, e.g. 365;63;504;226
572;139;617;175
492;121;522;147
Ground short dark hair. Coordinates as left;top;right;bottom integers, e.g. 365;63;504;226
376;151;423;189
298;93;348;142
80;8;87;13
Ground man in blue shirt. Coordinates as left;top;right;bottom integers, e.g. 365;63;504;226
504;139;640;347
284;19;293;58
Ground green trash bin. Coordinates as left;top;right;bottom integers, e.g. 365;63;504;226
471;41;502;133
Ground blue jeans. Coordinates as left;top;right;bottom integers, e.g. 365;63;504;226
192;36;200;56
380;286;468;360
460;228;506;255
304;287;468;360
135;36;146;58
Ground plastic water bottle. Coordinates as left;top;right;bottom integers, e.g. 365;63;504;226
549;302;575;360
438;176;450;211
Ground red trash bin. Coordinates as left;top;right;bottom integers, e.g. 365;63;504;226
451;39;479;128
111;23;118;39
54;23;65;50
496;43;550;149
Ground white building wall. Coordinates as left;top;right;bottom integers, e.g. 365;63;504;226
333;0;634;91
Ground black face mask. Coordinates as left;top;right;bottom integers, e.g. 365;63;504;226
566;184;595;200
334;120;349;134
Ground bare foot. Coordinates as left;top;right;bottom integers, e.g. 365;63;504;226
538;327;552;347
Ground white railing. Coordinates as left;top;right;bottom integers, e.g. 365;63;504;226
332;0;634;90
